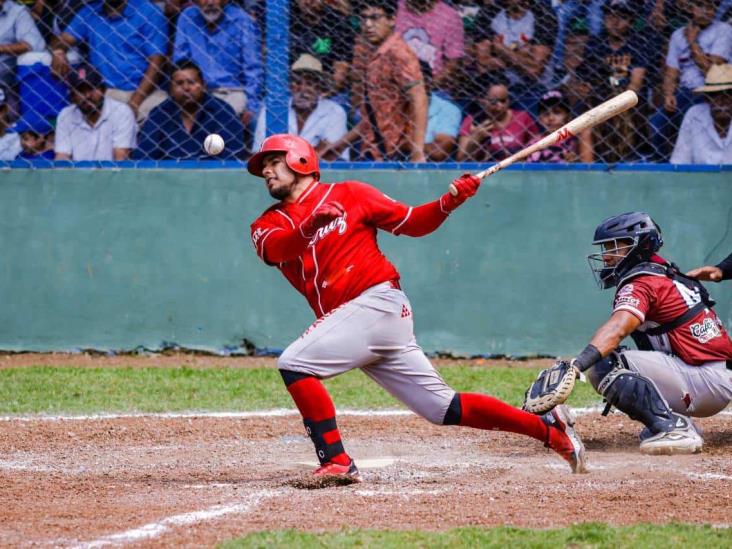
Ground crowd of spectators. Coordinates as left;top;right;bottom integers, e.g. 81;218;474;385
0;0;730;164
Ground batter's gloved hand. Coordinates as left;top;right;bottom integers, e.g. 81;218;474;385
300;201;345;238
442;174;481;212
522;360;580;414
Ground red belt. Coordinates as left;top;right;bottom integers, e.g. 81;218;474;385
389;279;401;290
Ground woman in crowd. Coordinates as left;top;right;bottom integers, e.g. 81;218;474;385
527;89;593;163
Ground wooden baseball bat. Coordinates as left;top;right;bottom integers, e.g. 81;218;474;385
449;90;638;195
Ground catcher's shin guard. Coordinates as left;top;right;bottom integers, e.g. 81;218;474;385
597;368;677;435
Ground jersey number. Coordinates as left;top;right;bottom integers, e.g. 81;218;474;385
672;280;701;309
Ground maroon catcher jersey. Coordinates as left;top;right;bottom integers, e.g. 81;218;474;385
612;258;732;365
251;180;451;317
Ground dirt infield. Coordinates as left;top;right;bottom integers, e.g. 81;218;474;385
1;410;731;547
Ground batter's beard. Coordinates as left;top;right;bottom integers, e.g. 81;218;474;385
269;186;290;200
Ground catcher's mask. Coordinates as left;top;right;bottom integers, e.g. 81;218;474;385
588;212;663;289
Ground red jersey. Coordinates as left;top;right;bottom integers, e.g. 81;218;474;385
612;258;732;365
251;180;451;317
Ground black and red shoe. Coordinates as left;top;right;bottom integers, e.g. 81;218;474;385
313;459;362;483
542;405;588;474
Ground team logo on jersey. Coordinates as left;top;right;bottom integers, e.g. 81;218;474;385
309;212;348;247
252;227;267;247
689;316;722;344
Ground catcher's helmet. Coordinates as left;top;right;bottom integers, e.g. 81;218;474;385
588;211;663;289
247;134;320;179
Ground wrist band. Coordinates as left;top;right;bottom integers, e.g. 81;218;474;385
573;344;602;372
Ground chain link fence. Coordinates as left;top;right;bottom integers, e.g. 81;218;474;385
1;0;731;165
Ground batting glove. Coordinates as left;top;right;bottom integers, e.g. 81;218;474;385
441;174;481;212
300;201;345;238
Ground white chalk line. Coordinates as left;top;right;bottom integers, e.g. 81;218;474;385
1;406;730;423
71;488;286;548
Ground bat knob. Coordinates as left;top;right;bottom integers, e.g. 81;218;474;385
448;184;458;196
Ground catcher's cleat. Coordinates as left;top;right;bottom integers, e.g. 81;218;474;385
639;414;703;455
542;404;588;474
313;459;362;483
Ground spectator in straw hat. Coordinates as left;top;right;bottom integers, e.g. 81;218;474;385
671;63;732;164
253;53;348;159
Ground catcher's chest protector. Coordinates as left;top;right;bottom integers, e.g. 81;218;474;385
620;261;716;350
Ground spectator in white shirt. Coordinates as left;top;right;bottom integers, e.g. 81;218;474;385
651;0;732;160
55;64;136;161
254;54;348;159
0;0;46;115
671;63;732;164
0;84;19;159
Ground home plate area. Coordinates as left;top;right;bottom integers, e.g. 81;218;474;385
0;411;730;546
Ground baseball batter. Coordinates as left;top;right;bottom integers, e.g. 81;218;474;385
248;134;586;482
525;212;732;455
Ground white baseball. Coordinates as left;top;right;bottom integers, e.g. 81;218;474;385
203;134;225;156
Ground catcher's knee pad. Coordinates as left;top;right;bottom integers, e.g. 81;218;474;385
598;369;676;434
586;351;623;393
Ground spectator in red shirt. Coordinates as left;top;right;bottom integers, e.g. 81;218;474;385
457;77;539;161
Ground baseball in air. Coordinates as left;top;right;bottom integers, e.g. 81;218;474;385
203;134;225;155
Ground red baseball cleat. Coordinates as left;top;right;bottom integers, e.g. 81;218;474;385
313;459;362;483
542;404;588;474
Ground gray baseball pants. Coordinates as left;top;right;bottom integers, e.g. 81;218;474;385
277;282;456;424
618;350;732;417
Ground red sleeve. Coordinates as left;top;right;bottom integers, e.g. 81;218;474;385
350;181;450;237
250;212;310;265
613;278;655;322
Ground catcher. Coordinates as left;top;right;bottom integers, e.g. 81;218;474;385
524;212;732;455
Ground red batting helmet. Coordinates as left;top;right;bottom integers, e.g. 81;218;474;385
247;134;320;179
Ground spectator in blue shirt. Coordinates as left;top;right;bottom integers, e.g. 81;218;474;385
173;0;262;127
52;0;169;121
133;59;245;160
421;61;461;161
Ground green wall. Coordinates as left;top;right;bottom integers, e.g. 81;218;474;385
1;169;730;356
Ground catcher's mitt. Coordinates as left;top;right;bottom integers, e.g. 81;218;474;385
522;360;579;414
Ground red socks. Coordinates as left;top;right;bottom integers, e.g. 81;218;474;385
457;393;549;444
286;376;351;466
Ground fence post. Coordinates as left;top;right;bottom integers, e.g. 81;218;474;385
264;0;290;136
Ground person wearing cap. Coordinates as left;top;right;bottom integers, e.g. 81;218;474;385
54;63;136;161
0;0;46;106
253;53;348;160
527;89;593;163
134;59;244;160
670;63;732;164
0;85;20;159
173;0;262;126
52;0;168;122
651;0;732;160
15;113;54;159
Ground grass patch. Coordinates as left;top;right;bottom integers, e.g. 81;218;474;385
0;364;599;414
221;523;732;549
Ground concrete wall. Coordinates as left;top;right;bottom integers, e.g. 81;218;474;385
1;168;730;356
